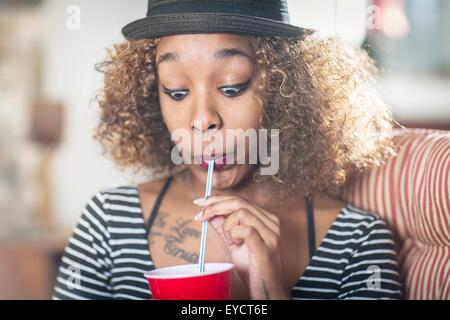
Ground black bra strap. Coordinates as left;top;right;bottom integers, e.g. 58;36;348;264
145;175;174;234
305;194;316;259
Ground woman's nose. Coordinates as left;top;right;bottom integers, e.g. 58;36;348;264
189;95;222;135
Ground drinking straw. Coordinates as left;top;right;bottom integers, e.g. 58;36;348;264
198;160;214;273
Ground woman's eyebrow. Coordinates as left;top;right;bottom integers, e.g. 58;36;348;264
157;52;179;67
156;47;252;67
214;48;252;61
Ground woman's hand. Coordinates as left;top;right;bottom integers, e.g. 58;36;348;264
193;195;290;300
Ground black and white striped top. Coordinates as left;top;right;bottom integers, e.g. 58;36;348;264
52;185;403;300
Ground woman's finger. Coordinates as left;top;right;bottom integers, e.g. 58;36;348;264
194;196;279;233
229;225;269;257
195;195;279;224
222;208;277;247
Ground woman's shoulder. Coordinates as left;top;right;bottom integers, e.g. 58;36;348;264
79;184;143;226
94;184;141;209
336;204;396;244
98;184;139;196
93;177;169;203
338;204;382;221
335;204;402;299
94;175;176;220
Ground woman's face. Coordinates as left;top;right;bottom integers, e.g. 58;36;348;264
156;33;262;191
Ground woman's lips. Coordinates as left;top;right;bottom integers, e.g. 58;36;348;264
195;154;230;170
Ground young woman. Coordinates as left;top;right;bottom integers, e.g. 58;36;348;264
53;0;403;300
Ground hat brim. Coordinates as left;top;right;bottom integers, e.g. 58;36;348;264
122;13;308;39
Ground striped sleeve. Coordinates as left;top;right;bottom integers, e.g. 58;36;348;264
338;217;403;300
53;191;114;300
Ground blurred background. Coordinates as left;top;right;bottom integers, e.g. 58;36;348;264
0;0;449;299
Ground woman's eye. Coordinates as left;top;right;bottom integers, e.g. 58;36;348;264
162;80;251;100
219;80;251;98
163;88;188;101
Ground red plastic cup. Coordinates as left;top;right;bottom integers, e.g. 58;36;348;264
145;263;234;300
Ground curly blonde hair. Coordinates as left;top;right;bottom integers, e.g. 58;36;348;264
94;31;397;198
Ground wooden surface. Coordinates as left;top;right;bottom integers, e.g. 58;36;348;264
0;230;70;300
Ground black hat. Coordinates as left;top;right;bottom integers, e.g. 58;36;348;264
122;0;306;39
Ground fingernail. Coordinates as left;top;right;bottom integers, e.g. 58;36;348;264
194;210;204;221
193;197;206;205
